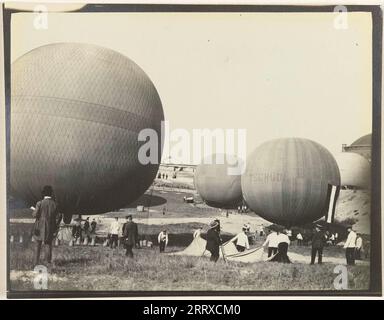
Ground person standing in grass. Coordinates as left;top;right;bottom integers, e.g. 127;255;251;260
310;225;326;264
270;229;291;263
109;217;120;249
158;229;169;253
229;226;250;252
32;185;61;266
122;215;138;258
206;220;221;262
355;233;363;260
263;228;279;257
334;232;339;245
296;232;303;246
72;219;82;245
82;217;90;245
344;226;357;265
89;218;97;246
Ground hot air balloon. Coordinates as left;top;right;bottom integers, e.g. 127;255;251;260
241;138;340;226
10;43;164;223
335;152;371;189
343;133;372;162
194;154;242;208
352;134;371;147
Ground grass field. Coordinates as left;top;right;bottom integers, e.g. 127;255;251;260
9;241;370;292
8;186;371;293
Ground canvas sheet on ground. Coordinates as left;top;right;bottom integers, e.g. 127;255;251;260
171;236;369;265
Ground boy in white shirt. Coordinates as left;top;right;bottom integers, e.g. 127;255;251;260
158;230;169;253
109;217;120;249
263;230;279;257
230;227;250;252
344;227;357;265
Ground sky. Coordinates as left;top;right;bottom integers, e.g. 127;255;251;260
11;11;372;164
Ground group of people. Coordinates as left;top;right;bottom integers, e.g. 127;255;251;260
29;185;172;265
29;185;366;267
107;216;140;257
204;221;292;263
204;221;365;266
237;205;248;214
107;216;169;256
262;228;291;263
157;172;170;179
344;227;364;265
71;217;97;245
310;225;363;265
294;230;339;247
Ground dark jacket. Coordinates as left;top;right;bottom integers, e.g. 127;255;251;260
312;230;326;249
90;221;97;233
206;228;221;253
122;221;138;246
72;224;82;238
83;221;90;232
32;197;60;243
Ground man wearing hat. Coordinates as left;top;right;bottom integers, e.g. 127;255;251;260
122;215;138;258
206;220;222;262
32;185;61;265
310;225;327;264
344;226;357;265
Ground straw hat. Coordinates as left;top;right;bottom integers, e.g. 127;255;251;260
209;220;219;229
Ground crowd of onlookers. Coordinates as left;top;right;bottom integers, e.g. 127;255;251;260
70;217;98;246
157;172;178;180
205;222;367;265
24;184;368;267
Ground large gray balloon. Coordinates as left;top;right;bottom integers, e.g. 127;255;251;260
335;152;371;189
11;43;164;217
194;154;242;209
242;138;340;225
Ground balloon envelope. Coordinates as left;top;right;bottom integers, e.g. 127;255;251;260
194;154;242;208
351;134;371;146
241;138;340;225
11;43;164;215
335;152;371;189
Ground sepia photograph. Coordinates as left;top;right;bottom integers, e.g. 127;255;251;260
2;2;381;298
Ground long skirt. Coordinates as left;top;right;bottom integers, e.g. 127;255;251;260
270;242;291;263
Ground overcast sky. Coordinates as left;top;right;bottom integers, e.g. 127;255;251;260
12;12;372;164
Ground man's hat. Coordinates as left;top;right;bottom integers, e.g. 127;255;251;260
209;220;219;229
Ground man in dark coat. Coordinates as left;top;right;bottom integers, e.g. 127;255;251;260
32;185;61;265
72;220;82;244
310;225;327;264
206;220;222;262
122;215;138;258
83;217;90;236
90;219;97;234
